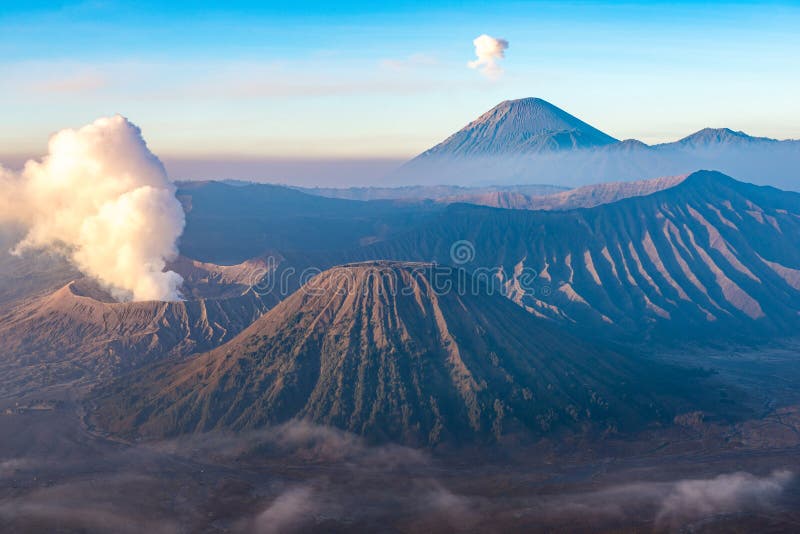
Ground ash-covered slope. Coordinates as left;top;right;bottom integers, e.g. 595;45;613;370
354;172;800;340
91;262;711;445
0;257;282;395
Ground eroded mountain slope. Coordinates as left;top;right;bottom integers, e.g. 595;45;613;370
91;262;720;445
354;172;800;339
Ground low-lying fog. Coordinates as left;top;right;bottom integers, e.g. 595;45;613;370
1;406;798;533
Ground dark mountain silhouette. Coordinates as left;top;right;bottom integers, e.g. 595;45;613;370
176;181;443;264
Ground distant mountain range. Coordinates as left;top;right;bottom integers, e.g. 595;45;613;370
395;98;800;189
431;174;688;211
666;127;780;150
169;172;800;341
296;183;568;202
297;174;687;210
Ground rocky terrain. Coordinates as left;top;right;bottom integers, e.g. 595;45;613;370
89;261;724;445
0;256;282;397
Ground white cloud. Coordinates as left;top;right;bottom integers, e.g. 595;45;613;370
468;34;509;79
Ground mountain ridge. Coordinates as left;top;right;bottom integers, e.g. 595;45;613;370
440;174;688;211
349;171;800;340
667;127;780;149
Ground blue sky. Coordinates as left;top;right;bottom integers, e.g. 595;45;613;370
1;0;799;166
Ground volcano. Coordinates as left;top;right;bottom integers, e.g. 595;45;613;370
0;256;284;396
393;98;800;188
90;262;715;446
411;97;617;159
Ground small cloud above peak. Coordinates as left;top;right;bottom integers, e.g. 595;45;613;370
467;34;509;79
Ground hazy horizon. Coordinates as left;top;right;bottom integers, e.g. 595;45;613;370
2;1;800;168
2;118;799;188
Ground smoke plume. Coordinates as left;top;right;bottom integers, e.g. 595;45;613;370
468;34;509;79
0;115;185;301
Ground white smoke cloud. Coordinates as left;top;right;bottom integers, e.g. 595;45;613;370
468;34;509;79
0;115;185;302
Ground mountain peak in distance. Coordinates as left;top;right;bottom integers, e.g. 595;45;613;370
672;127;773;149
393;98;800;189
416;97;619;158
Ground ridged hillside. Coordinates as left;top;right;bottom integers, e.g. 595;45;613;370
91;262;717;446
354;172;800;340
